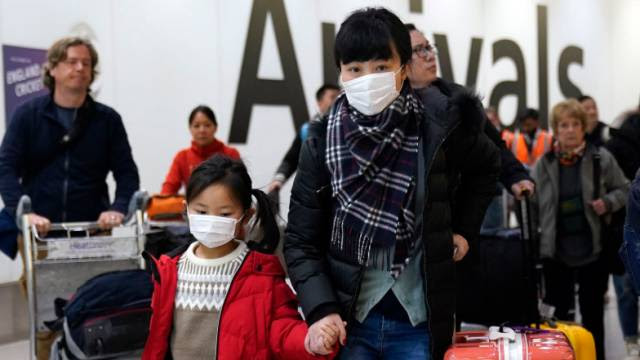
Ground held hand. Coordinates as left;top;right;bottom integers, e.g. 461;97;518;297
590;199;608;216
27;213;51;236
452;233;469;262
97;211;124;230
511;180;535;200
304;313;347;355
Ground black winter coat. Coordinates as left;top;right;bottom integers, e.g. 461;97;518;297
604;113;640;274
427;79;531;191
606;113;640;180
284;88;500;359
0;94;139;222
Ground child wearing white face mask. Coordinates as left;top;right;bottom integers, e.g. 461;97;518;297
143;155;340;360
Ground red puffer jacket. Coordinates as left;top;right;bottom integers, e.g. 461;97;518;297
142;246;332;360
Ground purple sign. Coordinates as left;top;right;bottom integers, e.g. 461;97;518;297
3;45;48;125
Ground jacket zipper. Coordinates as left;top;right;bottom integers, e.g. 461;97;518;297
61;108;77;223
347;266;366;326
214;251;250;360
421;121;460;355
62;150;70;222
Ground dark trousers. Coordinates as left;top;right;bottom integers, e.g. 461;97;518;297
543;257;609;360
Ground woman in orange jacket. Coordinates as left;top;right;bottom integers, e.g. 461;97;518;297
161;106;240;194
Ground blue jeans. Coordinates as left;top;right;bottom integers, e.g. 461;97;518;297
613;273;639;340
338;296;430;359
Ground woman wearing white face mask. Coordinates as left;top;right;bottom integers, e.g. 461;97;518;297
143;155;339;359
284;7;501;360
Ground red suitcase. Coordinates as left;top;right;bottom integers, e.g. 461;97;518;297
444;326;575;360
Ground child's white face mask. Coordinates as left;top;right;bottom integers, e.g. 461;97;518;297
188;213;243;248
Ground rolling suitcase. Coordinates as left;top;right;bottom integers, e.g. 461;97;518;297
444;326;575;359
456;228;534;325
453;193;595;358
537;321;596;360
456;193;539;325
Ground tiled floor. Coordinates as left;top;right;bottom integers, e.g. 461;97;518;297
1;340;28;359
0;278;635;359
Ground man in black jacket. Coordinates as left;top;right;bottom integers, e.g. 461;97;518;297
285;8;500;359
0;37;139;233
267;84;340;195
605;103;640;356
579;95;610;147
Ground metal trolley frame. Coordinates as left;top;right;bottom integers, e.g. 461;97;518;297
19;196;146;360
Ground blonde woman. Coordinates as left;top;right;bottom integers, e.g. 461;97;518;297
531;99;629;360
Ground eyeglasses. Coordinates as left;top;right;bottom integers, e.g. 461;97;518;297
60;58;92;68
412;44;437;58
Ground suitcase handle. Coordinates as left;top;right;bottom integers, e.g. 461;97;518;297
516;190;543;326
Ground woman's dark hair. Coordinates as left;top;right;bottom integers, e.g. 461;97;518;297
334;7;411;69
188;105;217;127
186;155;279;253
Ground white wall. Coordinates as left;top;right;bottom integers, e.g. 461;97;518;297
610;0;640;115
0;0;639;282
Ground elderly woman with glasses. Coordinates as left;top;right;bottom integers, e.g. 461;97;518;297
531;99;629;360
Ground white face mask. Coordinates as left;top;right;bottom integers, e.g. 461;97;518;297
341;67;402;116
188;212;242;248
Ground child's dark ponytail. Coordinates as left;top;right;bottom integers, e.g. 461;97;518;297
248;189;280;253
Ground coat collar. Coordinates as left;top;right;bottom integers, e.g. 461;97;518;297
155;243;285;279
41;93;94;127
190;138;225;157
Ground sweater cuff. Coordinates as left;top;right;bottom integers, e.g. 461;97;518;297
273;173;287;184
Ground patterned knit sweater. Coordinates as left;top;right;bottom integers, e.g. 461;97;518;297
170;241;249;359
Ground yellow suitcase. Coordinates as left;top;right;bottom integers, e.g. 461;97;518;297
537;321;596;360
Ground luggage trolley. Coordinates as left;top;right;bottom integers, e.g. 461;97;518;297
19;194;147;360
141;193;192;258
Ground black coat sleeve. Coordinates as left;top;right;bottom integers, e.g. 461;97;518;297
283;131;340;325
0;106;29;216
274;132;302;182
483;121;532;190
445;93;501;245
450;129;501;244
108;112;140;215
605;116;640;180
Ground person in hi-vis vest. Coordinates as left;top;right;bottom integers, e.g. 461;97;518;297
503;108;553;169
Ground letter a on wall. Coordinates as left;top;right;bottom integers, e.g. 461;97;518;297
229;0;309;143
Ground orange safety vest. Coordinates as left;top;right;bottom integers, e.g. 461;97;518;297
510;129;553;167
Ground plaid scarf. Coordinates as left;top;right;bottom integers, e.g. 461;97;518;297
554;140;586;166
326;86;422;272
